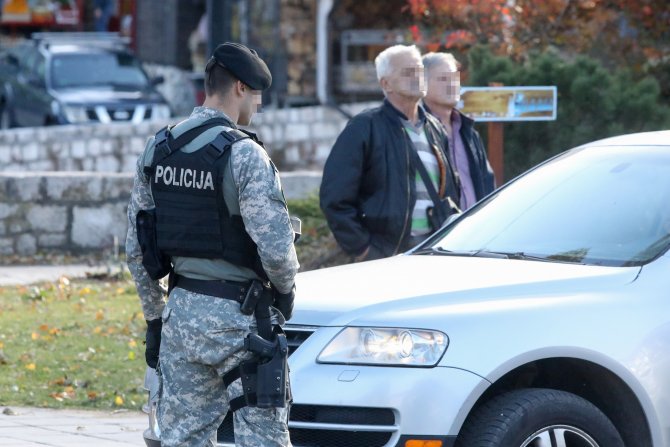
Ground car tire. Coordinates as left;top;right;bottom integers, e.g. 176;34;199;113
455;388;624;447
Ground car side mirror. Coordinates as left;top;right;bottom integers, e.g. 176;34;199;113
151;75;165;86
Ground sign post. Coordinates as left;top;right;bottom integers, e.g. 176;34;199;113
460;85;557;185
487;120;504;188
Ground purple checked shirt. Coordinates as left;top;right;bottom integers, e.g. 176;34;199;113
447;110;477;210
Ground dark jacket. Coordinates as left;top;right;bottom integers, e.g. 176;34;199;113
423;103;496;201
320;99;459;259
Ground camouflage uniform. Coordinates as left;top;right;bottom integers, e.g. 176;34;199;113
126;106;299;446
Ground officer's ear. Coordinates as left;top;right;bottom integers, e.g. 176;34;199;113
234;80;247;97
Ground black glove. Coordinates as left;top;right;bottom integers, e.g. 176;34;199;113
273;285;295;321
145;318;162;369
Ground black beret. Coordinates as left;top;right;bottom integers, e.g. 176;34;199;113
211;42;272;90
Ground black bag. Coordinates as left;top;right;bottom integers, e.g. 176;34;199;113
410;148;461;232
136;208;172;280
426;196;461;232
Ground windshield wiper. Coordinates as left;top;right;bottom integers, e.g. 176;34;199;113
473;250;585;264
414;247;584;264
412;247;474;256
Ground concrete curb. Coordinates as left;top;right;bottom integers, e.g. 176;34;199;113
0;264;120;287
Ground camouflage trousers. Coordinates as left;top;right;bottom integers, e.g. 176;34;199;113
157;287;291;447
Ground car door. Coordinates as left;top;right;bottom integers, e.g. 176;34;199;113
13;47;50;127
0;49;20;128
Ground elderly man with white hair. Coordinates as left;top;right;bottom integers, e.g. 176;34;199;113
422;52;495;210
320;45;460;261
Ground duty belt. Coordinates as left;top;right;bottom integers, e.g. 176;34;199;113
173;274;249;303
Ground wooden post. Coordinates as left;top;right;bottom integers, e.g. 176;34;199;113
487;121;504;187
487;82;504;187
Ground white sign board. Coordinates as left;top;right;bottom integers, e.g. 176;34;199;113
460;86;557;122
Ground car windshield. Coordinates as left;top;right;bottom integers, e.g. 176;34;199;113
50;52;149;89
430;145;670;267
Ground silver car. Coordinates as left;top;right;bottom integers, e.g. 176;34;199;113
144;130;670;446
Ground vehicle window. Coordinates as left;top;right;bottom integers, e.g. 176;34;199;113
433;146;670;266
50;52;150;89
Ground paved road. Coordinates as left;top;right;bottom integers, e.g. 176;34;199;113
0;264;116;287
0;406;147;446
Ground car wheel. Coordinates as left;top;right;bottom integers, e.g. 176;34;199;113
456;388;624;447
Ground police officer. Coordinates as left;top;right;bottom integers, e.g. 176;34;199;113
126;42;299;446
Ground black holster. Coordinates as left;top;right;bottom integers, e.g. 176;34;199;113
136;209;171;280
223;281;292;411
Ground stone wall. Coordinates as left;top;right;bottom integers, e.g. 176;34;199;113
0;172;130;257
0;171;321;257
0;102;375;173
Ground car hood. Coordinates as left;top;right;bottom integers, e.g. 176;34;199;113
292;254;641;327
52;87;165;105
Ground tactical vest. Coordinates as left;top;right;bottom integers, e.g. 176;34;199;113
146;118;265;277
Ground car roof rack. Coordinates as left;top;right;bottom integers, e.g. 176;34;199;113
30;32;130;49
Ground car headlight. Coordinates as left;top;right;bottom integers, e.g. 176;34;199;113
317;327;448;367
152;104;171;119
62;105;90;123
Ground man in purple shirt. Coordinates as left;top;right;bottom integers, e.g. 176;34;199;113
422;52;495;210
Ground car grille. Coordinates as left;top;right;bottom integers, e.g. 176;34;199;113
217;405;397;447
85;105;151;123
285;325;316;356
215;325;398;447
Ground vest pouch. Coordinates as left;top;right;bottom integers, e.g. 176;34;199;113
136;209;172;280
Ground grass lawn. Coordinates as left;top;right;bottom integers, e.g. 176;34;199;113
0;275;147;411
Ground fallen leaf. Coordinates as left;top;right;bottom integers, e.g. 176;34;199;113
87;391;98;400
114;395;124;406
31;332;40;340
39;324;49;332
128;351;136;360
49;328;61;335
25;363;36;371
93;327;102;334
95;309;104;321
116;288;126;295
50;376;69;386
0;341;3;349
128;340;137;348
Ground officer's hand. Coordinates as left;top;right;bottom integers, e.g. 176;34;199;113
145;318;162;369
273;285;295;321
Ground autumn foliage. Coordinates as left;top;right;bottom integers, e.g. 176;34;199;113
404;0;670;70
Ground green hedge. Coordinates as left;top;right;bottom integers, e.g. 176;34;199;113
287;195;351;271
467;46;670;180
